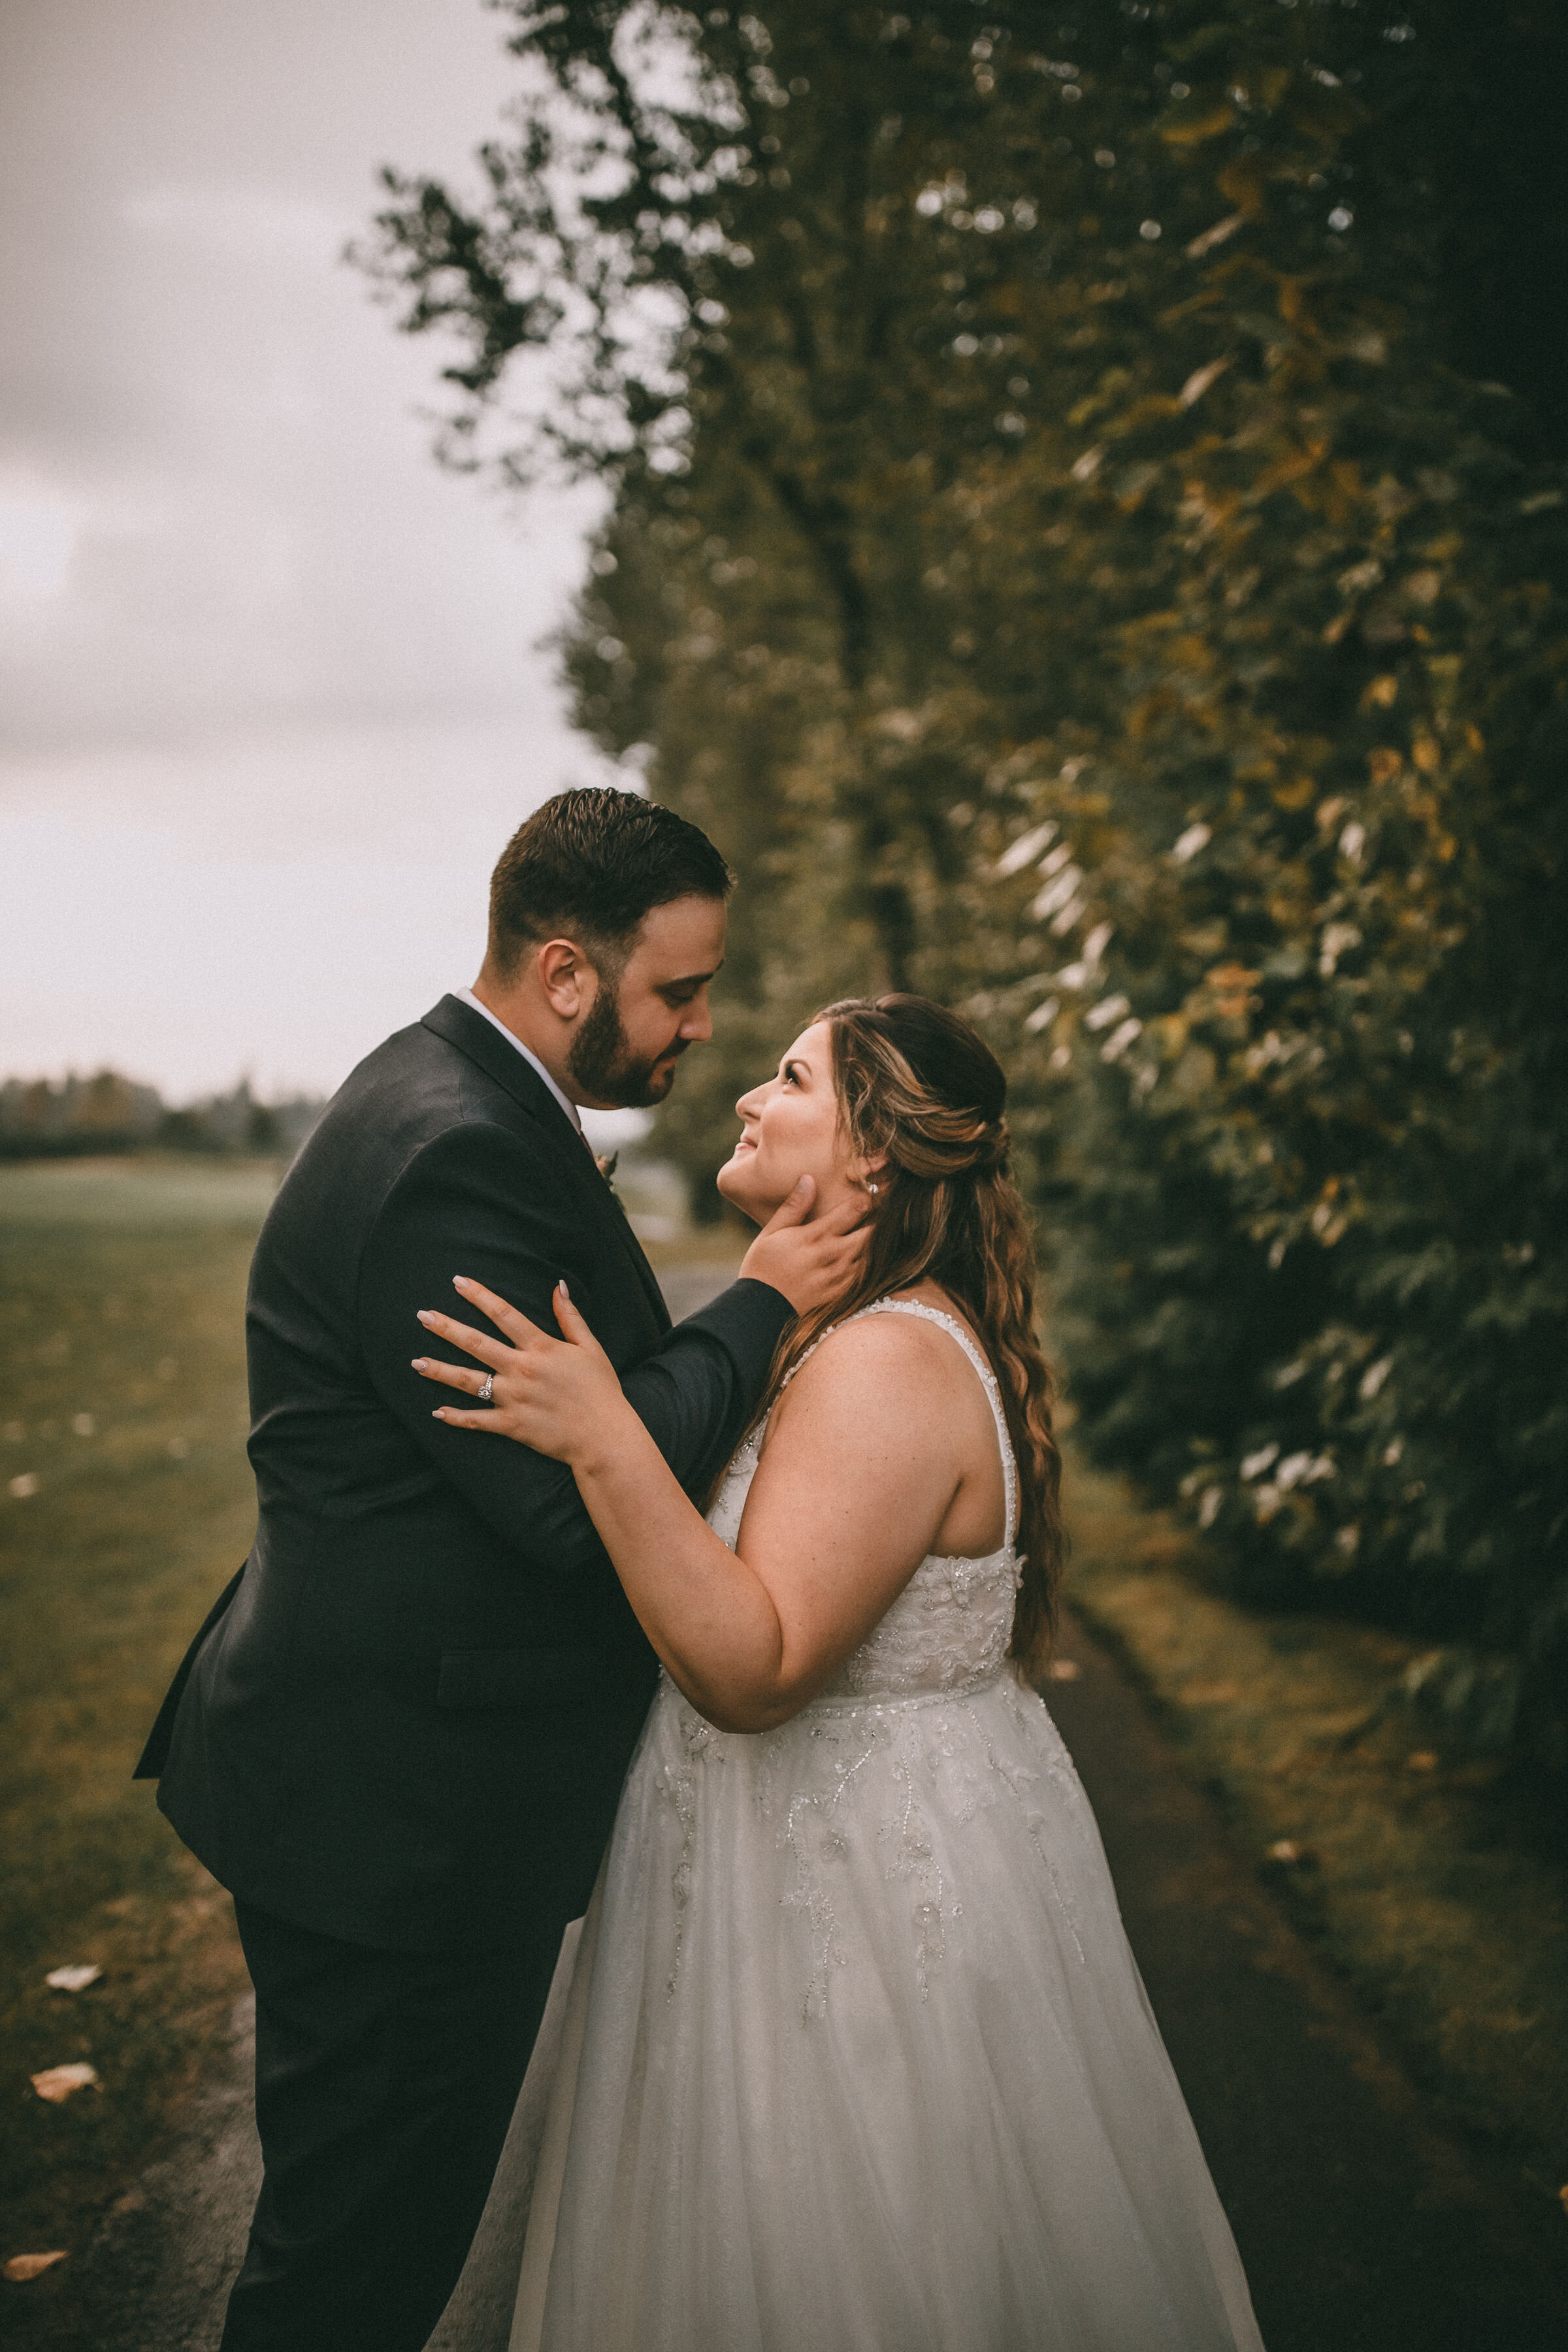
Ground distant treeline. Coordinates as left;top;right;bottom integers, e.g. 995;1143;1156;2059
0;1071;325;1163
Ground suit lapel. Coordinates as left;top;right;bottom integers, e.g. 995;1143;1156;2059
420;996;671;1335
592;1179;672;1333
575;1151;672;1332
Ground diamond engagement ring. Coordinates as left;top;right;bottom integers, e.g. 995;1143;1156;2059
476;1373;495;1406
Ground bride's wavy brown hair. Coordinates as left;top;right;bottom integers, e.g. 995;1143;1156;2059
753;993;1066;1666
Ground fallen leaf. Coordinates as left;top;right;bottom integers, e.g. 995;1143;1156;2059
1559;2183;1568;2215
3;2253;68;2283
1406;1750;1439;1772
45;1965;103;1994
1046;1658;1082;1682
30;2063;99;2104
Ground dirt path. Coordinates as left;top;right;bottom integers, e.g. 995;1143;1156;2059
1045;1607;1568;2352
49;1261;1568;2348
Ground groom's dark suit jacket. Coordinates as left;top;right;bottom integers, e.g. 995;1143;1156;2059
137;996;791;1954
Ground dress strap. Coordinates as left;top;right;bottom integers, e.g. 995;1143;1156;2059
858;1299;1019;1554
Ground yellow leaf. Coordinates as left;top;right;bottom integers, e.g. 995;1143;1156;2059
1177;355;1232;408
1247;439;1327;504
1184;212;1245;261
3;2253;69;2284
1360;675;1399;711
1160;102;1237;148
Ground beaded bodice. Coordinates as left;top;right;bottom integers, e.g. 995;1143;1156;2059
706;1299;1022;1704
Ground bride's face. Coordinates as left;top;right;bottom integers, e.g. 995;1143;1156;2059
716;1022;868;1226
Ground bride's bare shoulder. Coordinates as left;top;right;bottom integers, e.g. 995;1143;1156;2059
768;1300;981;1436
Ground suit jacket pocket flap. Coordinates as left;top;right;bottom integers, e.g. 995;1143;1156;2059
436;1647;603;1711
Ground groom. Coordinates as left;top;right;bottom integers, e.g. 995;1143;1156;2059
137;789;863;2351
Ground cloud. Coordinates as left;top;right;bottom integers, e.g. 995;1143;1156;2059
0;716;617;1096
0;487;80;601
122;185;352;262
0;0;640;1092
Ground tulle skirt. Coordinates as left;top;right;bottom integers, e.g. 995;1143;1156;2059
512;1670;1264;2352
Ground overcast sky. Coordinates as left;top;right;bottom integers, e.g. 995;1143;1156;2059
0;0;623;1101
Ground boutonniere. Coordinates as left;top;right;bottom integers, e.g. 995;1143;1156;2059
595;1150;630;1218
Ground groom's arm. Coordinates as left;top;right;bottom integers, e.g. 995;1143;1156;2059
357;1121;792;1601
623;1277;794;1491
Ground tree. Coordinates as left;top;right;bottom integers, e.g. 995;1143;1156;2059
364;1;1568;1767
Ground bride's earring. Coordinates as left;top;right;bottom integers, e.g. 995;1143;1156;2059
865;1179;880;1196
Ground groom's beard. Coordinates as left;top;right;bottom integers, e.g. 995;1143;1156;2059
568;981;688;1108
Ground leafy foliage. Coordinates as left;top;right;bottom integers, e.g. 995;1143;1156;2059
364;0;1568;1764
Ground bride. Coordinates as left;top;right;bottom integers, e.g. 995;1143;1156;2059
414;993;1265;2352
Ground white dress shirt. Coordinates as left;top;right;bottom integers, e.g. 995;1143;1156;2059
455;988;585;1139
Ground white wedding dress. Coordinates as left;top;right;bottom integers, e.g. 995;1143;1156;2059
510;1301;1264;2351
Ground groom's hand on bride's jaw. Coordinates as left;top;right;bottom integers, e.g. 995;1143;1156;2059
738;1175;872;1315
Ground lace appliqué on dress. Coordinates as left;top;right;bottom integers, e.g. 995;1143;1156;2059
653;1706;721;1999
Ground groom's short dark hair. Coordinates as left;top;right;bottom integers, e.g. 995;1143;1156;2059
486;789;733;979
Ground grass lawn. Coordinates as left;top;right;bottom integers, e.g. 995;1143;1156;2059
0;1160;273;2295
1064;1446;1568;2212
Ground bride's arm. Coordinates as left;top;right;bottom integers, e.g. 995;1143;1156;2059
414;1280;974;1731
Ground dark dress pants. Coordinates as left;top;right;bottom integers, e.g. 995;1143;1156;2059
220;1899;560;2352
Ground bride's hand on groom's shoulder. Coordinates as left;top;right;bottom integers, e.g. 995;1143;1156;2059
412;1277;625;1467
739;1175;871;1315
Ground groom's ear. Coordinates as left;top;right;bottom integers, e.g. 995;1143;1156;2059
536;937;595;1021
